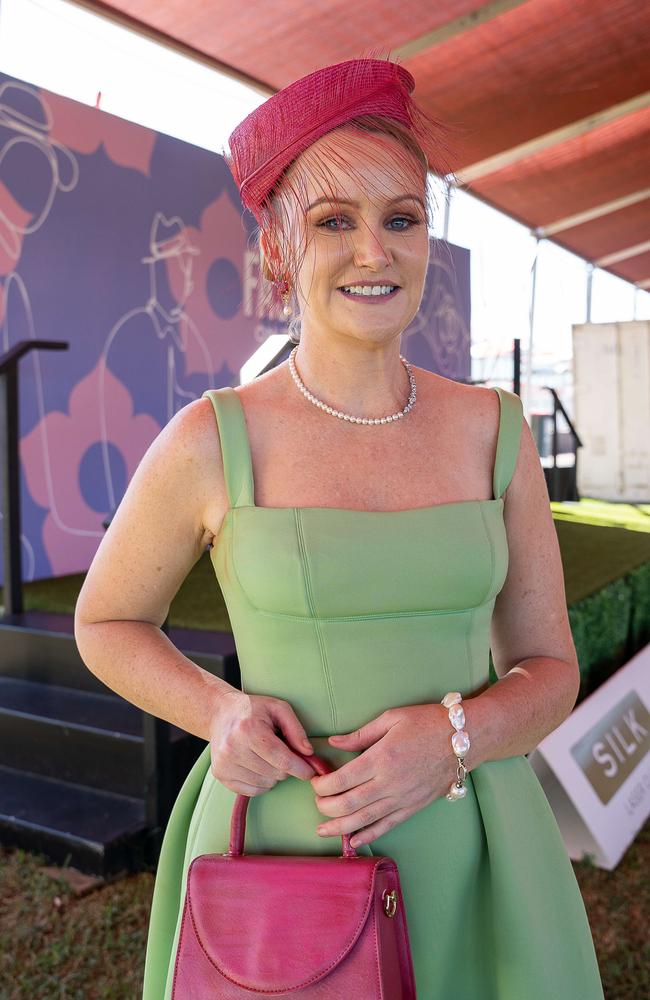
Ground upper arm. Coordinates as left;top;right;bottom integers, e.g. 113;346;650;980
74;397;225;630
490;412;580;686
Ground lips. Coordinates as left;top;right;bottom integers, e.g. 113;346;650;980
338;287;400;303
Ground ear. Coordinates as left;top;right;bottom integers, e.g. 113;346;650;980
259;230;277;283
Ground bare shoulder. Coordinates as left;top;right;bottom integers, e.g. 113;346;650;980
228;364;288;414
180;395;231;541
121;395;227;548
414;368;541;511
412;365;498;414
409;365;502;457
74;396;227;630
150;394;229;517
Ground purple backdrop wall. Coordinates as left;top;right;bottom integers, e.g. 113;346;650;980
0;72;470;584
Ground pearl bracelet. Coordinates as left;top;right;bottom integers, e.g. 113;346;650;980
441;691;470;801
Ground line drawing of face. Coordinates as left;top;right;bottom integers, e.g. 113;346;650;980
281;126;431;348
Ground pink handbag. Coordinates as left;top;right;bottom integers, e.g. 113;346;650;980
171;746;417;998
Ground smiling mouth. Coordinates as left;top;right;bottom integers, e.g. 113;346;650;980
337;285;401;301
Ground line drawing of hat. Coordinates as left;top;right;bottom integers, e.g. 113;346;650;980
141;212;200;263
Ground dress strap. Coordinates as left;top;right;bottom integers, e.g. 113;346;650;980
491;386;524;500
201;387;255;508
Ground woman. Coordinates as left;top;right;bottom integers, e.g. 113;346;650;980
74;57;605;998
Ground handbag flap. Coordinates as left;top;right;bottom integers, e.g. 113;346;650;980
186;853;390;991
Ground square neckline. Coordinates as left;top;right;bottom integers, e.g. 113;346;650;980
219;386;507;517
231;497;504;516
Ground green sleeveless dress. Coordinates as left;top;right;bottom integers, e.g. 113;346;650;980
142;385;604;999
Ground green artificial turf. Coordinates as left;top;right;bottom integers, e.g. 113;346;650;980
552;499;650;606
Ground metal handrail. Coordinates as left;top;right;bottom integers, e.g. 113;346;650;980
0;340;69;615
543;386;583;502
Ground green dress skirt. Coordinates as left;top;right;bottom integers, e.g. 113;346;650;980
142;384;605;999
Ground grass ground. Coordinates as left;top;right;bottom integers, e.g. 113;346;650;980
0;818;647;998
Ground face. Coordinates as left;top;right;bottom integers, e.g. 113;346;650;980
277;127;430;347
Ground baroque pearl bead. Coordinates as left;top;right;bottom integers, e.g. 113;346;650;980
449;703;465;730
452;730;471;756
441;691;462;708
446;781;467;801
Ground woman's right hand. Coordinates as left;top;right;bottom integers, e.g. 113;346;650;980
208;689;317;796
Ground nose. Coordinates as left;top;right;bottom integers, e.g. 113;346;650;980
351;220;394;271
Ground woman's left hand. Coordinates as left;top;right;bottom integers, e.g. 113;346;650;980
310;703;463;847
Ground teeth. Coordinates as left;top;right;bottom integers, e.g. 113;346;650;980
341;285;397;295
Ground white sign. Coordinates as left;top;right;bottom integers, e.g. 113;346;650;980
572;320;650;502
528;642;650;870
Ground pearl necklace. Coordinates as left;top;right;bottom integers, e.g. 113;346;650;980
288;345;416;425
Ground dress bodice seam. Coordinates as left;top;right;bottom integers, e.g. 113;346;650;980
214;541;498;620
254;604;491;622
212;497;505;618
293;508;339;730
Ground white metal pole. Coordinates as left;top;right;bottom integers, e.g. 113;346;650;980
586;262;594;322
525;236;540;416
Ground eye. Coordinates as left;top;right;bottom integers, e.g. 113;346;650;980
317;215;350;230
389;215;420;231
316;214;421;232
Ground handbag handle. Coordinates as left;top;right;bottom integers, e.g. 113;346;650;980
224;746;360;859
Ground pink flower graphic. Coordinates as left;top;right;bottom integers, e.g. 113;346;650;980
20;363;160;575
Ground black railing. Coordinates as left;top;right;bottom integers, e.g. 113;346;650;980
542;386;583;502
0;339;69;616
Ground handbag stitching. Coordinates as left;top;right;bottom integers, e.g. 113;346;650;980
169;761;223;998
371;895;382;998
170;869;194;999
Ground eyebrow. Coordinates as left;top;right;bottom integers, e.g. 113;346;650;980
307;194;426;212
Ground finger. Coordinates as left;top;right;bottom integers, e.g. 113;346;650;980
270;701;314;756
256;731;316;781
316;796;395;839
343;807;409;848
313;778;380;819
327;712;394;753
234;744;292;782
228;762;279;788
310;749;375;796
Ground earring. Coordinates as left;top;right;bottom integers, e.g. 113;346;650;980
276;276;292;318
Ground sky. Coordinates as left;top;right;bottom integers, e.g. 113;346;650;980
2;0;649;416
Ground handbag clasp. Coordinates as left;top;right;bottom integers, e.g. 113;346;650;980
382;888;398;917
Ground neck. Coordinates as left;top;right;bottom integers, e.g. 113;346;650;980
289;337;412;418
